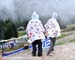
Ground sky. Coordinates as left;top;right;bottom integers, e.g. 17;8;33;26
0;0;75;26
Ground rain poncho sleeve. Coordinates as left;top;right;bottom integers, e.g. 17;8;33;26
26;12;45;43
44;12;61;38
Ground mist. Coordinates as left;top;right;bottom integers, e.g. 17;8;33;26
0;0;75;27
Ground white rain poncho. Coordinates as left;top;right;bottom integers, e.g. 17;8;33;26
44;12;61;38
26;11;45;43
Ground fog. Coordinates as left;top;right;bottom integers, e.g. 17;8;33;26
0;0;75;27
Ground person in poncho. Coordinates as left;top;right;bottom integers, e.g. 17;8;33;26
44;12;61;56
26;11;45;56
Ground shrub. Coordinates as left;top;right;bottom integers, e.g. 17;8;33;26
0;19;18;40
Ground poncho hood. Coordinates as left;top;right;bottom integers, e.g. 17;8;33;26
31;11;39;20
51;12;58;19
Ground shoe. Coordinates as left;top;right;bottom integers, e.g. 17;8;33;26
32;54;36;56
47;53;53;56
38;54;42;57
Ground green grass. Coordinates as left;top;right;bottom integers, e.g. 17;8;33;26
57;34;68;39
18;31;26;37
55;42;65;45
68;39;75;42
67;24;75;30
62;24;75;32
56;39;75;46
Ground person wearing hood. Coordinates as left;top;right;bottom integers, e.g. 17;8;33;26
44;12;61;56
26;11;45;56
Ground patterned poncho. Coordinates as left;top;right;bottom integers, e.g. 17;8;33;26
44;12;61;38
26;12;45;43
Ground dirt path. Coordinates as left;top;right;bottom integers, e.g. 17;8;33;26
3;42;75;60
56;30;75;44
2;30;75;60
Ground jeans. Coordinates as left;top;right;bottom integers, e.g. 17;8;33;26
47;37;56;54
32;40;42;56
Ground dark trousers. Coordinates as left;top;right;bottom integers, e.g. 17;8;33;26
32;40;42;56
47;37;56;54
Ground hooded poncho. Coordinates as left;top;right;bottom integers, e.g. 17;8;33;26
44;12;61;38
26;11;45;43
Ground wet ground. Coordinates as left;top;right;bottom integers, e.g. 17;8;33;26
1;30;75;60
2;42;75;60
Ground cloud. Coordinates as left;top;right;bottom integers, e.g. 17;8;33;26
0;0;75;25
